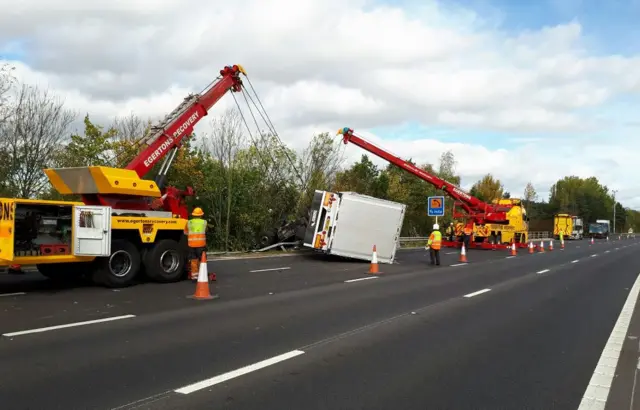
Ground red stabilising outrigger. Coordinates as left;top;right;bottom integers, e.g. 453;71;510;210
81;65;247;219
336;127;526;249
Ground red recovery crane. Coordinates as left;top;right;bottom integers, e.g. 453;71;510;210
336;127;524;249
45;64;246;219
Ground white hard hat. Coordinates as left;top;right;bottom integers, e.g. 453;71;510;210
433;223;439;230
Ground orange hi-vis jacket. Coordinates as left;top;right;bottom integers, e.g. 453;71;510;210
185;218;207;248
428;230;442;250
463;226;473;235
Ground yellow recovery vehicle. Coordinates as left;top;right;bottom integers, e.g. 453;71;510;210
0;65;247;287
553;213;584;240
454;198;529;245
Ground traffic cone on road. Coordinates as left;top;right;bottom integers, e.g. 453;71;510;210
528;241;534;254
459;244;468;263
368;245;380;274
539;240;545;253
188;251;216;300
510;242;517;256
590;237;595;245
561;239;565;249
549;239;554;251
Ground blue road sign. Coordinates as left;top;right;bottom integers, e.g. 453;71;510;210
427;196;445;217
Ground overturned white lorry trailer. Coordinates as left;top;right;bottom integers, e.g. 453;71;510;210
302;190;406;264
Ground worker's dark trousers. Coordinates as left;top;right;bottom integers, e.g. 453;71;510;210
463;235;470;249
188;246;206;279
429;248;441;265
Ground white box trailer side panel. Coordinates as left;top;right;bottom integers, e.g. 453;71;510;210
328;192;405;264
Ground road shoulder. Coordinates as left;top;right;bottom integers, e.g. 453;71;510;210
601;274;640;410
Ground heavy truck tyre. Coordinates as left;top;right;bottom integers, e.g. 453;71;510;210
143;239;185;283
92;239;141;288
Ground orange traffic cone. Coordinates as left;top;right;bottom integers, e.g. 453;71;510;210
539;240;545;253
528;241;534;254
510;242;517;256
188;252;217;300
459;244;468;263
549;239;554;251
368;245;380;274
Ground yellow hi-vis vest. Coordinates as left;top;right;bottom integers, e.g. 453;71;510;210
185;218;207;248
428;230;442;250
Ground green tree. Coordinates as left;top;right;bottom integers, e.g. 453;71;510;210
469;174;504;202
54;115;117;167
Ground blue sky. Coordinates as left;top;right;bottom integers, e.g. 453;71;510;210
377;0;640;55
454;0;640;55
365;0;640;147
0;40;25;62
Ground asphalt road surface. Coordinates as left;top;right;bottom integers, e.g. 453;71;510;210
1;238;639;410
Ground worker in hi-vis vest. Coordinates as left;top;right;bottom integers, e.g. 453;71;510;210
559;230;564;242
446;222;455;241
426;223;442;266
463;224;472;249
185;207;209;280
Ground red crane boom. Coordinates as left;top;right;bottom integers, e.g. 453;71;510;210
44;64;247;220
336;127;512;225
126;65;244;177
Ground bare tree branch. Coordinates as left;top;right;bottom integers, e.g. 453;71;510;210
0;63;17;125
205;108;246;250
0;83;76;197
111;112;148;141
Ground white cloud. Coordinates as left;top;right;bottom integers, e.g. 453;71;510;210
1;0;640;208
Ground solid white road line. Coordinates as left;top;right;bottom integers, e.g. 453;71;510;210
577;273;640;410
2;314;136;337
174;350;306;394
571;260;579;264
450;263;468;267
464;288;491;298
445;251;457;255
344;277;378;283
249;267;291;273
537;269;550;274
0;292;26;297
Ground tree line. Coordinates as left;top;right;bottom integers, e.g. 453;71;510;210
0;65;636;251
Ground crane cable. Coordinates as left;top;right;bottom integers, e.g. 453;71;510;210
104;71;305;192
239;75;305;188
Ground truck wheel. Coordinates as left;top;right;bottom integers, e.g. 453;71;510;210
143;239;185;283
92;240;141;288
